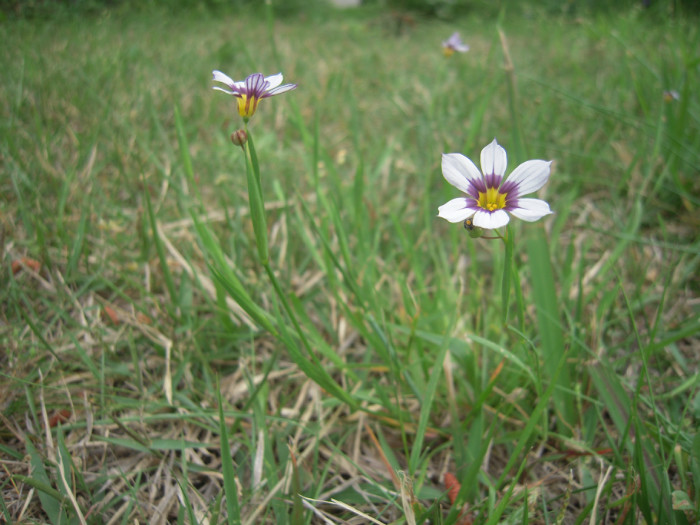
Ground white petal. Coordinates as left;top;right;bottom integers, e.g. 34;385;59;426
505;160;551;195
472;209;510;229
437;198;474;223
480;139;507;177
212;86;236;95
264;73;284;90
441;153;482;193
266;83;297;96
509;198;553;222
212;70;235;85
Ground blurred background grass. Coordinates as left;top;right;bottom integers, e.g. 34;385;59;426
1;0;699;523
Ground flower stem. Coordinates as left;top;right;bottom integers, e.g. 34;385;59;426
243;127;269;265
501;224;514;323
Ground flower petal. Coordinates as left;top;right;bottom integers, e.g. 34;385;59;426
264;73;284;90
437;198;474;223
245;73;268;96
472;209;510;229
509;198;553;222
480;139;507;177
266;83;297;96
212;86;236;95
503;160;551;196
212;70;235;86
442;153;482;194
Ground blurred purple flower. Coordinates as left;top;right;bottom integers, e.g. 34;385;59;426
442;32;469;57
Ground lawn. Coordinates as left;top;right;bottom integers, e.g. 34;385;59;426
1;1;699;523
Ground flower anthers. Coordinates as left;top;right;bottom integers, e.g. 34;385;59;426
438;139;553;230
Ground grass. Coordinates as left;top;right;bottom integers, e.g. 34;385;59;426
1;2;699;523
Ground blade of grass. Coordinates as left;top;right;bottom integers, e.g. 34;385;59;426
65;194;90;281
289;446;304;525
173;104;200;206
493;346;567;491
527;228;574;433
143;182;177;314
484;455;529;525
217;380;242;525
25;440;67;523
191;212;275;333
397;327;536;385
55;426;87;525
408;309;457;474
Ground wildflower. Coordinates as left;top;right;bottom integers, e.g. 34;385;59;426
438;139;553;230
663;90;680;102
442;32;469;57
212;71;297;120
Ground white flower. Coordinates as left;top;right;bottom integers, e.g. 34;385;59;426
438;139;553;230
442;32;469;57
212;71;297;120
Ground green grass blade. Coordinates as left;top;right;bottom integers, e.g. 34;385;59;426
25;441;66;523
408;329;452;474
494;347;567;490
485;456;529;525
173;105;195;190
526;228;574;433
217;382;242;525
191;212;276;333
65;195;90;281
143;183;177;313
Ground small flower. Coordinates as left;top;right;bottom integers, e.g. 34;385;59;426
663;89;680;102
442;32;469;57
212;70;297;120
438;139;553;230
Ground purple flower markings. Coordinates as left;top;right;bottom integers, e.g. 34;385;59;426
438;139;553;230
212;70;297;120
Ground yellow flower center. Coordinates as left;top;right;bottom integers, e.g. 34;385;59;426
443;47;455;58
478;187;507;212
237;94;260;118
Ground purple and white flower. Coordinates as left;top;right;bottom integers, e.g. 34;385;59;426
442;32;469;57
438;139;553;230
212;70;297;120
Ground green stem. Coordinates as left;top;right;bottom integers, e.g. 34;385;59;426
501;224;514;324
243;127;269;265
262;262;313;355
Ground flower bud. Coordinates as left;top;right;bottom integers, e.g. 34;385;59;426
231;129;248;148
